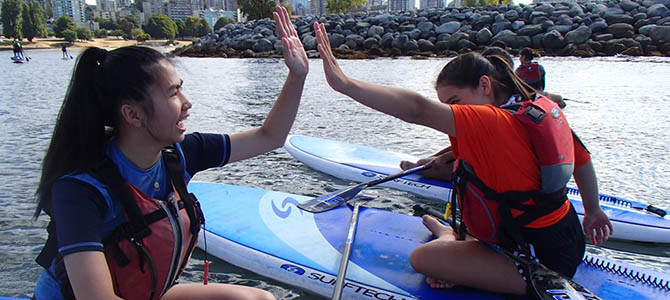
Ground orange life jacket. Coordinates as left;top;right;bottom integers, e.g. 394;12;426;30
451;96;574;249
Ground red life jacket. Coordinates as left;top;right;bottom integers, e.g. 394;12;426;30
451;96;574;249
517;63;543;83
37;146;204;300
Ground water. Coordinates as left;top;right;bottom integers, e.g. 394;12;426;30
1;50;669;298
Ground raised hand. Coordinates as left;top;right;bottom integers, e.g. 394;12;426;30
314;22;351;93
273;5;308;78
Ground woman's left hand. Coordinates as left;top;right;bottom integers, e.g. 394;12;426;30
273;5;308;78
582;208;613;245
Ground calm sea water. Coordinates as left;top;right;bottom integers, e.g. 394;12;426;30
1;50;669;299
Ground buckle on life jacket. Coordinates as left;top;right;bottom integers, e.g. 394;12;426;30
523;106;545;124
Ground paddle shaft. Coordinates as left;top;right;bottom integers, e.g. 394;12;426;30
331;202;362;300
362;164;430;188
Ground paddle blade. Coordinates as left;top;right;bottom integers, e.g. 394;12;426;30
298;185;365;213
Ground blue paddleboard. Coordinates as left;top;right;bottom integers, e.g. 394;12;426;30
189;182;670;300
283;135;670;243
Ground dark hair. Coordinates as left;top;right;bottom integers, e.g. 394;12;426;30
34;46;168;218
481;46;514;68
435;52;535;104
520;47;535;59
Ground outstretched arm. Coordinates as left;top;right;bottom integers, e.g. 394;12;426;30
228;6;309;163
313;22;456;137
574;159;613;245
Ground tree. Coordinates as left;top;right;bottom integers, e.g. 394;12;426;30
182;16;209;37
96;17;117;30
62;28;77;43
462;0;511;6
118;15;139;35
22;1;48;41
146;14;176;39
54;16;75;37
326;0;366;13
237;0;275;21
175;19;186;38
213;17;233;32
1;0;23;38
75;27;92;40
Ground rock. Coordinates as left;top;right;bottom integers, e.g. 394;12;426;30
476;28;493;44
543;30;566;49
590;21;609;33
436;21;461;34
647;4;670;17
330;33;346;48
606;14;635;24
492;21;512;35
649;25;670;42
594;33;615;41
418;39;435;51
620;0;642;11
252;38;274;52
363;37;380;49
517;24;544;36
565;25;593;44
608;23;635;38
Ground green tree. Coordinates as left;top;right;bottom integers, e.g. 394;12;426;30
22;1;48;41
118;15;139;35
54;15;75;37
75;27;92;40
462;0;511;6
237;0;275;21
94;29;108;38
96;17;117;30
183;16;209;37
1;0;23;38
175;19;186;38
62;28;77;43
198;18;210;36
45;1;53;19
146;14;176;39
326;0;366;13
213;17;233;32
131;28;150;41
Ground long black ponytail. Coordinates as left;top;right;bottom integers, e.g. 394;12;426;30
35;46;167;218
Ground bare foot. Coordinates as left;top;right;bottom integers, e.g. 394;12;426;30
400;160;417;170
426;276;456;289
422;215;454;239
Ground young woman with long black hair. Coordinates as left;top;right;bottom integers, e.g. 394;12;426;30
33;6;307;300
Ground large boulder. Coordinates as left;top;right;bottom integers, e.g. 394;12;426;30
543;30;566;49
647;4;670;17
608;23;635;38
436;21;461;34
565;25;593;44
476;28;493;44
649;25;670;42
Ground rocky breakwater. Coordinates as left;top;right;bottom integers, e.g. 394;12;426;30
175;0;670;58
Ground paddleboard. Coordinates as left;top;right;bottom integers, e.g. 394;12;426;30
284;135;670;244
189;182;670;300
10;56;23;63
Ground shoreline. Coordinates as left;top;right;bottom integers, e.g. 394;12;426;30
1;37;191;53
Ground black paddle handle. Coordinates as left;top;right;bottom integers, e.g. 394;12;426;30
365;164;430;188
646;205;667;217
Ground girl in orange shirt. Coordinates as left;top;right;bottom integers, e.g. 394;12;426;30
313;23;612;296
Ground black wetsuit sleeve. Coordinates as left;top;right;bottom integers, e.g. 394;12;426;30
180;132;231;176
51;178;107;256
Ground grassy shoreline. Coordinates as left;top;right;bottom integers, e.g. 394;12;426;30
1;37;191;52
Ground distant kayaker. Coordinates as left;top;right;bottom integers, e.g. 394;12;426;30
516;48;566;108
313;22;612;297
32;6;307;300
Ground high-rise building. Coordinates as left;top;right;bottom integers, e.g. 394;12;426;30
293;0;309;15
224;0;237;11
310;0;325;16
420;0;444;9
389;0;414;11
54;0;87;26
167;0;194;20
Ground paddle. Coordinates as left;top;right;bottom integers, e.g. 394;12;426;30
331;201;363;300
298;164;430;213
413;204;603;300
568;188;667;218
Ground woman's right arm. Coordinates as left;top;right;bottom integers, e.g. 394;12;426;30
64;252;123;300
313;22;456;137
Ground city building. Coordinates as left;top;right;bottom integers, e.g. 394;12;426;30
167;0;195;20
310;0;325;16
53;0;87;26
420;0;444;9
389;0;415;11
293;0;310;15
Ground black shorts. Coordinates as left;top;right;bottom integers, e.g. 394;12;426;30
521;205;586;278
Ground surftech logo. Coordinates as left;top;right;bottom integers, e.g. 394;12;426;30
271;197;302;219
